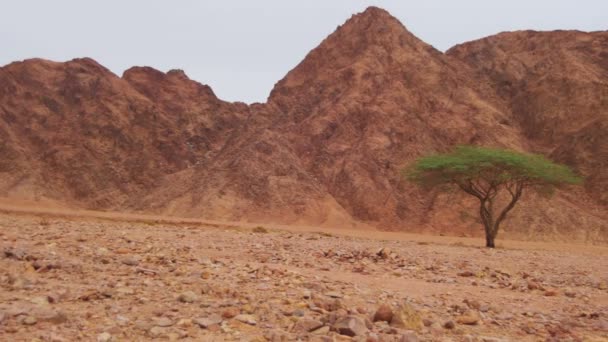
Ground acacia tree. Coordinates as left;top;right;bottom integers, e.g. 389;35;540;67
406;145;582;248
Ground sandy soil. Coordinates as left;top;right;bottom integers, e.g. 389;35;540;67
0;206;607;341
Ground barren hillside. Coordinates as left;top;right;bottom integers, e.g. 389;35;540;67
0;7;606;242
447;30;608;204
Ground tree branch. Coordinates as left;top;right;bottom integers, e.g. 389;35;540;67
492;181;524;235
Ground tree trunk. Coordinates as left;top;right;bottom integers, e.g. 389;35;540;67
485;234;495;248
460;180;524;249
479;199;495;248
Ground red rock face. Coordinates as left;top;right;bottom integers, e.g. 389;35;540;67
447;30;608;205
0;7;606;242
0;58;249;209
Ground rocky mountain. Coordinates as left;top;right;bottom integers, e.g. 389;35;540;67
0;7;606;242
447;30;608;204
0;58;249;208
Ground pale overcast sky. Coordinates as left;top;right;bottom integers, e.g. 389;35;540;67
1;1;606;103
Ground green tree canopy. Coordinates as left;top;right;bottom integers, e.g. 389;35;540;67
406;145;582;247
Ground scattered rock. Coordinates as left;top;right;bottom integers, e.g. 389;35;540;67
377;248;391;259
23;315;38;325
443;320;456;329
325;291;343;298
121;256;140;266
153;317;174;327
527;281;540;290
35;309;68;325
333;315;368;337
457;311;480;325
314;297;343;312
312;326;330;335
234;314;257;325
30;296;50;306
373;304;393;322
294;318;324;333
193;315;223;329
96;332;113;342
222;307;239;319
149;326;166;338
544;289;559;297
252;226;269;233
399;331;419;342
390;304;423;330
177;291;198;303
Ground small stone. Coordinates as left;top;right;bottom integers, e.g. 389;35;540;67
373;304;393;322
458;271;475;277
116;287;135;295
222;307;239;319
390;304;423;330
242;304;255;314
313;297;343;312
333;315;368;337
592;320;608;332
154;317;174;327
481;337;509;342
325;291;343;298
121;256;139;266
464;299;481;310
527;281;540;290
193;315;223;329
312;326;330;335
30;296;50;306
377;247;391;259
177;291;198;303
252;226;268;233
443;320;456;329
457;311;480;325
116;315;130;327
544;289;559;297
176;318;192;327
49;333;68;342
399;331;418;342
294;318;324;333
23;316;38;325
96;332;112;342
36;309;68;324
234;314;257;325
564;289;577;298
135;320;152;331
149;326;166;338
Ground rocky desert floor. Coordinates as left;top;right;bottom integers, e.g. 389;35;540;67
0;208;607;342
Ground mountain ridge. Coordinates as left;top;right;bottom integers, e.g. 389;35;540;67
1;7;606;242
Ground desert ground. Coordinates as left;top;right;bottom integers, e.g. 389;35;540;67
0;204;607;342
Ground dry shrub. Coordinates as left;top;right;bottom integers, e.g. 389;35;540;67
252;226;268;233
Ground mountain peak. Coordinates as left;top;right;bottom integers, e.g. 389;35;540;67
267;6;440;108
360;6;392;17
340;6;414;40
123;66;217;100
